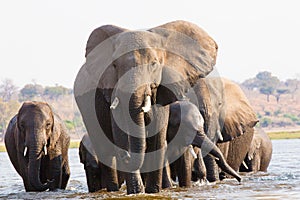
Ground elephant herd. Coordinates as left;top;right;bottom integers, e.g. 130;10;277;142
4;20;272;194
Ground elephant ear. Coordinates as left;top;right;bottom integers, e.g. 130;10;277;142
248;133;261;160
49;113;64;150
85;25;127;57
74;25;127;101
149;20;218;86
221;78;259;141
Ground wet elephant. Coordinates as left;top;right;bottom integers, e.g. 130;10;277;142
239;129;272;172
4;101;70;191
74;20;218;194
79;134;124;192
165;100;241;187
188;77;258;182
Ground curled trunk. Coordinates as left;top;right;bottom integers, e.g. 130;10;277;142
192;133;241;182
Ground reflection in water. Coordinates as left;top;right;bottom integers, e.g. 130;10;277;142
0;139;299;199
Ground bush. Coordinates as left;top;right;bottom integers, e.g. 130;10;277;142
64;120;75;130
283;113;300;122
259;118;272;127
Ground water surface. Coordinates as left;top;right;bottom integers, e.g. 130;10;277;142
1;139;299;199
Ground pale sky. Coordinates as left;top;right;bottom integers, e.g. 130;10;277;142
0;0;299;89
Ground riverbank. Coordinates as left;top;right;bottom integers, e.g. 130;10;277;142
1;131;300;152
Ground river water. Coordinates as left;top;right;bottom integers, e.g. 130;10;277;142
0;139;299;199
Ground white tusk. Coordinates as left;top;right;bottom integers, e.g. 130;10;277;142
248;155;253;161
24;146;27;157
217;130;223;141
44;145;47;156
142;95;151;113
242;161;249;170
189;145;197;159
110;97;119;110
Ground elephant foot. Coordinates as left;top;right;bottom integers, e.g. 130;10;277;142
126;172;144;194
145;184;160;193
219;171;227;181
106;183;119;192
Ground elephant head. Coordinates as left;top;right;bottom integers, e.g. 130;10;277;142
189;77;259;143
74;20;218;193
16;101;61;191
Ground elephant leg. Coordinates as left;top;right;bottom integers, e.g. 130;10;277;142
203;155;219;182
60;161;70;189
162;163;172;189
143;133;166;193
40;157;49;184
95;90;119;192
144;106;169;193
101;161;119;191
169;161;177;182
117;170;126;188
85;166;102;192
176;149;192;187
192;148;207;182
49;155;63;190
125;171;144;194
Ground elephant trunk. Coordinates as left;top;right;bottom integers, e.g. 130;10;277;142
28;149;50;191
124;90;147;194
28;133;50;191
192;132;241;182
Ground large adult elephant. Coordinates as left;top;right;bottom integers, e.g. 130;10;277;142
239;129;272;173
4;101;70;191
188;77;258;182
74;20;218;194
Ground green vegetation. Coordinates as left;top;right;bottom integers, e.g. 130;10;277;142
242;71;299;103
267;131;300;140
69;140;80;149
0;145;6;152
0;79;85;144
0;140;81;152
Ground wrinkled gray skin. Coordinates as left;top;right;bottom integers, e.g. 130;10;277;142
188;78;258;182
5;101;70;191
79;134;125;192
79;134;103;192
74;20;218;194
165;101;241;187
239;129;272;173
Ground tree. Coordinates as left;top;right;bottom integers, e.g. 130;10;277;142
43;85;71;99
285;78;299;99
19;83;44;101
256;71;280;101
0;79;18;101
0;98;20;140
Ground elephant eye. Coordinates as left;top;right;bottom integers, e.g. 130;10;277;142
19;123;25;131
151;60;159;67
46;122;51;130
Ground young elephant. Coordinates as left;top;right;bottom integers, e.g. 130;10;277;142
165;100;241;187
79;134;104;192
239;129;272;172
5;101;70;192
79;134;125;192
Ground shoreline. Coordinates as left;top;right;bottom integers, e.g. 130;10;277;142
1;130;300;152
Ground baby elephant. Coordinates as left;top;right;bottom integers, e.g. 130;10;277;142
5;101;70;191
79;134;103;192
239;129;272;172
165;100;241;187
